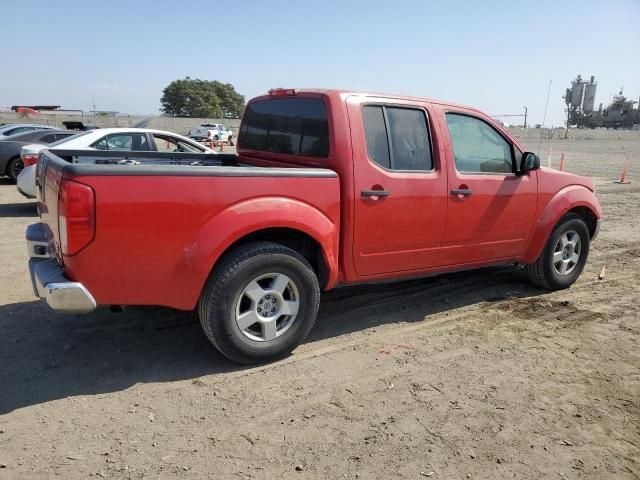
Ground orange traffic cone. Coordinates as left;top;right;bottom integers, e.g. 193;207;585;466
614;150;632;184
219;140;224;152
210;139;215;150
559;152;565;171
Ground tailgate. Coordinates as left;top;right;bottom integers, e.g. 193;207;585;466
37;150;64;260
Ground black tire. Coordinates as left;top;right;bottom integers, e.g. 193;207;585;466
228;136;234;146
198;241;321;364
6;156;23;182
213;135;219;141
524;213;590;290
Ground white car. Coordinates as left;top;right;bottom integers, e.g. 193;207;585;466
16;128;216;198
188;123;234;144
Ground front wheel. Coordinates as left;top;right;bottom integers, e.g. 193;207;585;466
198;242;320;364
524;213;590;290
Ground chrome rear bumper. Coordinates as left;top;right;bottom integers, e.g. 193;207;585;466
27;223;96;314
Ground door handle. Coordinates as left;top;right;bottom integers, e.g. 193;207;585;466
361;190;390;198
450;188;472;196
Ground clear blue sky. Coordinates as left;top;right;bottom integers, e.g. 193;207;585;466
1;0;638;125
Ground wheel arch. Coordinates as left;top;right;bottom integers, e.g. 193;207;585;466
568;205;598;238
177;196;340;309
215;227;332;289
522;185;601;264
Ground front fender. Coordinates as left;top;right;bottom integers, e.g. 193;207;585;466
521;185;602;263
176;196;340;308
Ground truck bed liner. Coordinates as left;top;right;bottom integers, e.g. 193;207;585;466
41;149;338;178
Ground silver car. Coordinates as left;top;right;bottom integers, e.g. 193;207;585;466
0;123;57;139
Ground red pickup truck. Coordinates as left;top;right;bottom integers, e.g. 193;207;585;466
27;88;601;363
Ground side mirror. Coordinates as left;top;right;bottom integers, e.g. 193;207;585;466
520;152;540;174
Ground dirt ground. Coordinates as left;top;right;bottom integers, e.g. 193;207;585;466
0;137;638;479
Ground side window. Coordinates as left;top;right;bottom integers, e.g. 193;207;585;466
39;134;57;143
362;106;390;168
154;134;179;152
362;105;433;171
54;133;76;141
93;137;109;150
92;133;149;151
6;126;31;136
445;113;513;174
153;134;203;153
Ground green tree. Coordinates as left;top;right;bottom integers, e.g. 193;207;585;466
160;77;245;118
210;81;246;118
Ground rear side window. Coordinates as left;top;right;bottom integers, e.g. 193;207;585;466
362;105;390;168
152;134;204;153
92;133;149;151
54;133;76;142
39;134;57;143
48;131;90;146
362;105;433;171
239;98;329;158
4;126;35;136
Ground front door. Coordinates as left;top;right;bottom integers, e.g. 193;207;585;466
348;96;448;277
438;110;537;266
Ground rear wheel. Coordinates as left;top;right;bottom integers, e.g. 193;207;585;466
525;213;590;290
6;157;23;181
228;136;234;146
198;242;320;364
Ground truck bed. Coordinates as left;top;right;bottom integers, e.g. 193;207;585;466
39;148;337;183
35;149;340;310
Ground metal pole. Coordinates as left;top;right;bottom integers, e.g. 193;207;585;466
537;80;553;156
523;106;527;129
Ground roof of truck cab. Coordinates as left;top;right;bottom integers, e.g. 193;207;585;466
256;88;483;115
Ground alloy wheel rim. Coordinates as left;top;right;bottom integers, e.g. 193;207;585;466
553;230;581;276
235;273;300;342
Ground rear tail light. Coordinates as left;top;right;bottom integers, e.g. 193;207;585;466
58;180;95;255
21;152;39;167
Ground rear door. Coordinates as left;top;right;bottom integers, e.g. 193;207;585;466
438;109;537;265
348;96;448;276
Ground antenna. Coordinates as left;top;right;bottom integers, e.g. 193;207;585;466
538;80;552;155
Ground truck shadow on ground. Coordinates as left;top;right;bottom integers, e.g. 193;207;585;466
0;267;543;414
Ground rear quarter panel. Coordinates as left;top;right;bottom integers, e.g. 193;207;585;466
61;174;340;310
